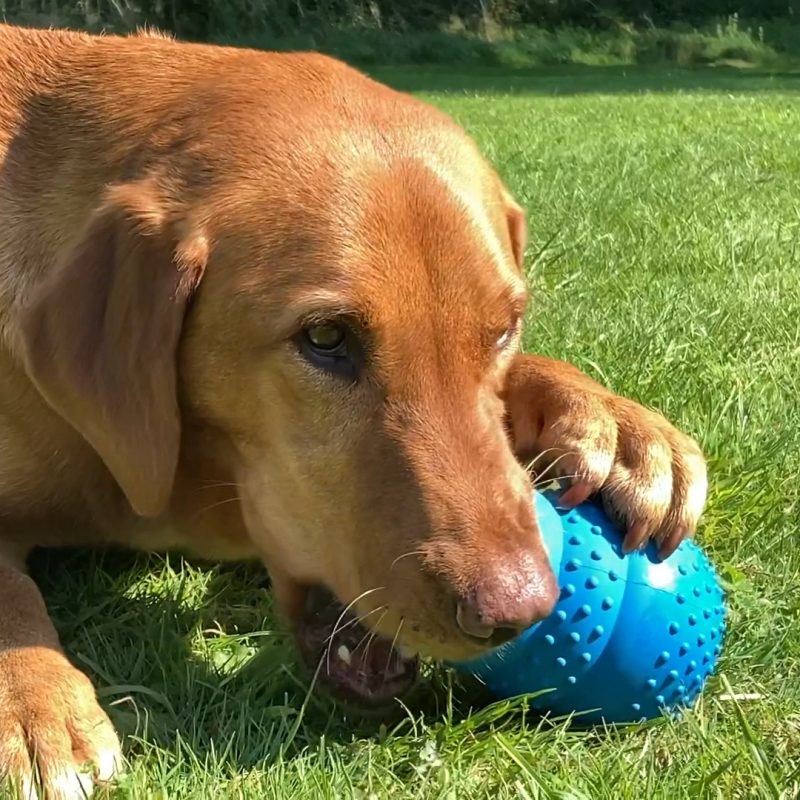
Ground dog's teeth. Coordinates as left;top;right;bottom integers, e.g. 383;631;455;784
337;644;352;665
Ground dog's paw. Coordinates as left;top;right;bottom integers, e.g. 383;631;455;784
551;396;707;558
0;646;122;800
504;354;708;558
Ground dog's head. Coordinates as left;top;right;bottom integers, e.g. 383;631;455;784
19;52;558;704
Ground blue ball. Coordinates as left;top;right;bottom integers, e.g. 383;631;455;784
452;489;727;725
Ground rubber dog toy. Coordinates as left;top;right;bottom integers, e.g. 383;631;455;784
451;489;726;724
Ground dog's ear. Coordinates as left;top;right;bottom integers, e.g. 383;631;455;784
499;185;527;271
19;180;208;518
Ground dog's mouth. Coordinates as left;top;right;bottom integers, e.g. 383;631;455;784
294;585;419;707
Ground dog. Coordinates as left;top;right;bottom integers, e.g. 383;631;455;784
0;23;708;799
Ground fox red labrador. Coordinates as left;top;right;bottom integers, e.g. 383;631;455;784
0;23;707;798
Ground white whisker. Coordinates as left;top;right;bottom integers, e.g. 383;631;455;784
324;586;386;677
383;618;405;679
390;550;426;571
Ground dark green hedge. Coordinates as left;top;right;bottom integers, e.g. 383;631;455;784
3;0;798;43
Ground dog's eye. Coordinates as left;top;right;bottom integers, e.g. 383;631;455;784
295;321;360;381
306;324;346;354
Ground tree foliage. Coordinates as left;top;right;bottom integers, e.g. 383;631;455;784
3;0;797;41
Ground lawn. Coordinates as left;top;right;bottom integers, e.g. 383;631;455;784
32;65;800;798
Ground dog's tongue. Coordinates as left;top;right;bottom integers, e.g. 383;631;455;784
294;585;418;706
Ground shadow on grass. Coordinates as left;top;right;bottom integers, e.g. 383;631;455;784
367;63;800;96
28;547;486;772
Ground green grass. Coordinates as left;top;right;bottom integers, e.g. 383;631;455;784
32;65;800;798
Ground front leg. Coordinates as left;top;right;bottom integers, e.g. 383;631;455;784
502;353;708;558
0;544;122;799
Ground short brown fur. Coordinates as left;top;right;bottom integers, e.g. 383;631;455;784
0;23;707;798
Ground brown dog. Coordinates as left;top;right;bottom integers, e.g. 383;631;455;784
0;22;707;799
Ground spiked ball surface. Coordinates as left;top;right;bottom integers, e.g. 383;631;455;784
452;490;727;725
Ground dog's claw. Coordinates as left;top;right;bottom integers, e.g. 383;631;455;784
658;527;689;560
623;521;650;554
559;482;595;508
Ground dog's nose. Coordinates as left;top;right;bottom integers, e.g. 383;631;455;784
456;557;559;644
